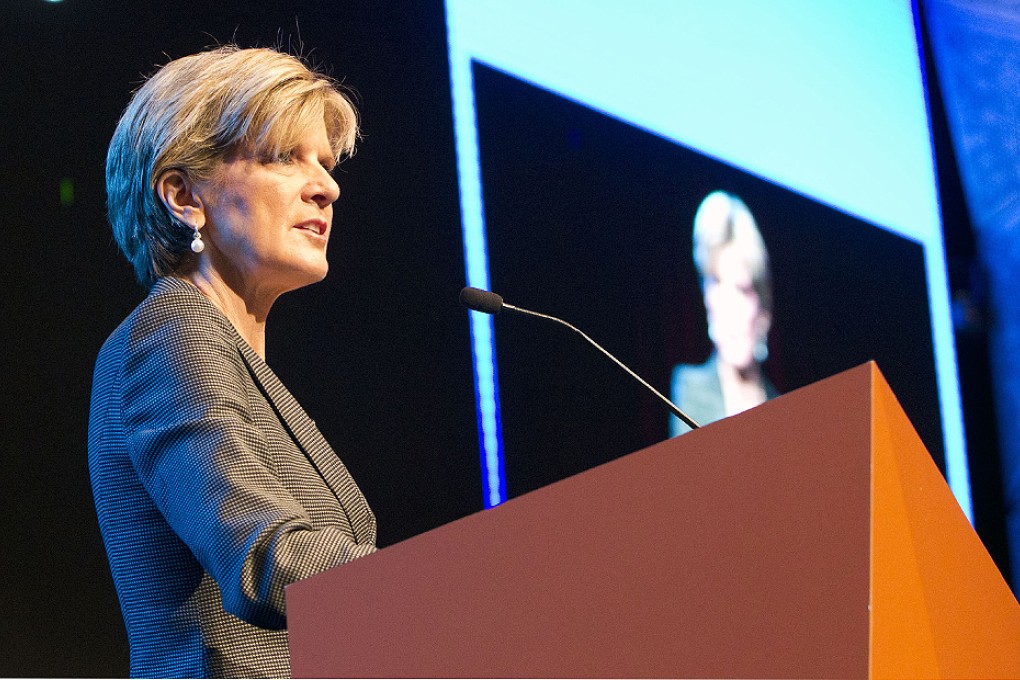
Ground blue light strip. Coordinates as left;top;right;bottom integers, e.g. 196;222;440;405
447;6;506;507
922;243;972;518
913;5;973;516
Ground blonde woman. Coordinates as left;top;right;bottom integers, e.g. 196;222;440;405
670;191;778;435
89;47;376;678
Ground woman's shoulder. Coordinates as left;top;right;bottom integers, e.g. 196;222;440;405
97;277;240;373
672;356;719;387
132;277;234;337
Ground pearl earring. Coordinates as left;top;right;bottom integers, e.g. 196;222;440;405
190;225;205;253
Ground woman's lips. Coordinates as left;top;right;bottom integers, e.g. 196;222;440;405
294;219;328;236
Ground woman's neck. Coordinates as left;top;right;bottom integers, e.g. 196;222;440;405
177;269;275;359
716;358;767;417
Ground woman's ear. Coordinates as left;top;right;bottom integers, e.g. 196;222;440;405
155;170;205;229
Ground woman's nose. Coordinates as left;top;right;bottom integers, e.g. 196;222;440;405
307;169;341;208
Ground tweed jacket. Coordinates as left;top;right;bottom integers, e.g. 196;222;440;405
88;277;377;679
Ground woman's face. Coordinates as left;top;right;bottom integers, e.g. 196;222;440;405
704;242;770;371
195;117;341;297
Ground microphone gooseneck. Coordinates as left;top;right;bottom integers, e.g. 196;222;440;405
459;287;701;430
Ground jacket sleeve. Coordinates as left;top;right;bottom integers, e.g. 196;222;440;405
119;300;375;629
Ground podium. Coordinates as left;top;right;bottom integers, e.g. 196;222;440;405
286;363;1020;678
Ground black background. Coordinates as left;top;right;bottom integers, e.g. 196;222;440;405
0;2;1009;676
2;2;480;675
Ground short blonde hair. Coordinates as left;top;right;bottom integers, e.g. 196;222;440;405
106;46;358;288
692;190;772;312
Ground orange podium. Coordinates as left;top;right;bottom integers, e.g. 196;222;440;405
287;363;1020;678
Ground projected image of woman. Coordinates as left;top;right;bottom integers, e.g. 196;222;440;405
670;190;778;435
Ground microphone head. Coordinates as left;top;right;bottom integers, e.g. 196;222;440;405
460;287;504;315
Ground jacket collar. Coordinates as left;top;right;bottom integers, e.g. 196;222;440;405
232;338;376;544
153;277;376;544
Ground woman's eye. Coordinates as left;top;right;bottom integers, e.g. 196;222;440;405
270;150;293;164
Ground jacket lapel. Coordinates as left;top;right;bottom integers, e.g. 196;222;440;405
233;337;376;545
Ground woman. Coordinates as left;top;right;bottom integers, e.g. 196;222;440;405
670;190;778;436
88;46;376;678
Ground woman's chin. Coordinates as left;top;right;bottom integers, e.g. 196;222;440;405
298;263;329;288
296;251;330;281
270;259;330;294
718;349;756;373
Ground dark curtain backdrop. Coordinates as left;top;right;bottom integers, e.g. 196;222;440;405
1;2;481;676
0;1;1013;677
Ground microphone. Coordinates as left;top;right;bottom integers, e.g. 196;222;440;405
459;286;505;315
459;287;701;430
